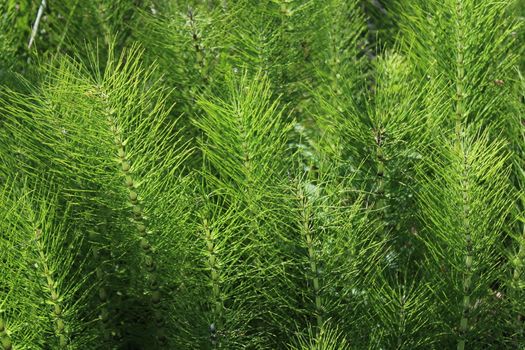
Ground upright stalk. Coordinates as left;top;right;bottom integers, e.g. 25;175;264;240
203;219;223;348
88;226;115;345
453;2;471;349
454;0;466;146
187;7;208;84
34;228;68;349
102;94;166;346
298;186;323;331
374;125;386;213
397;292;406;348
457;146;473;350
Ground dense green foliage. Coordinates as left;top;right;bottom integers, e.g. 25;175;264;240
0;0;524;349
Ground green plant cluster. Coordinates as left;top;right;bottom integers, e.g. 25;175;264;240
0;0;524;349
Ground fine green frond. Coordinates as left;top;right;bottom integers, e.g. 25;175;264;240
0;1;523;349
417;131;515;347
195;69;292;199
288;323;349;350
395;0;520;137
367;270;439;349
0;44;191;349
0;179;94;349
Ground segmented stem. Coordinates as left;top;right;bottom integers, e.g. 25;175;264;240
88;229;114;344
455;0;466;146
203;219;223;348
299;188;323;330
187;7;208;84
104;102;166;346
371;126;389;242
375;126;386;209
34;229;68;349
454;4;471;348
457;145;472;350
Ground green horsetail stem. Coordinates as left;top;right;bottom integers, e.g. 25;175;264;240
299;188;323;330
376;129;385;184
187;8;204;68
187;6;209;85
103;98;167;347
451;3;469;347
34;229;68;349
203;219;223;348
374;127;387;226
457;146;473;350
88;230;114;343
454;0;466;146
455;3;469;347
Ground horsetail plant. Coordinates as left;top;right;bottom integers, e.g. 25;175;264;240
1;45;189;348
418;131;514;348
195;69;294;347
281;166;384;348
0;179;93;349
1;0;525;348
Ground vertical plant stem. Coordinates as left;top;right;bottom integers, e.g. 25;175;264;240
299;187;323;331
187;7;208;83
457;147;472;350
34;228;68;349
103;100;166;346
237;117;268;335
91;2;113;47
374;126;386;212
511;75;525;341
277;1;292;92
88;228;113;344
454;0;466;146
203;219;223;348
454;3;471;348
